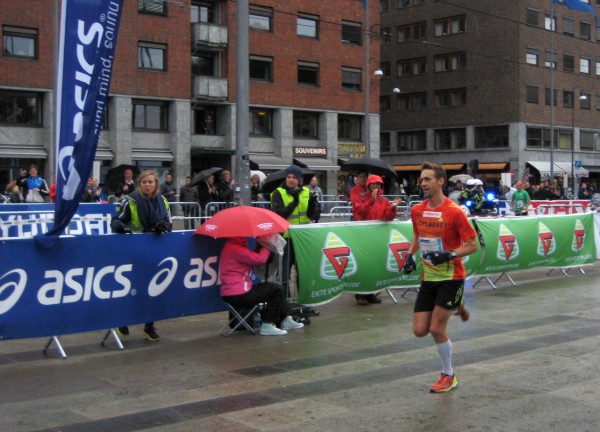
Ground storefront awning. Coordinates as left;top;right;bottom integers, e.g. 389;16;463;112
478;162;508;170
526;161;566;178
553;161;589;177
95;148;113;160
249;154;289;170
132;149;175;161
393;164;422;172
294;157;340;171
0;145;48;158
441;163;465;171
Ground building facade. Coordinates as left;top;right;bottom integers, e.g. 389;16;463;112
380;0;600;195
0;0;380;198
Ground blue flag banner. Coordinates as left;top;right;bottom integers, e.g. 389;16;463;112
41;0;123;244
0;232;226;340
552;0;597;15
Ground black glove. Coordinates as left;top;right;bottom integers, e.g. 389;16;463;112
423;251;454;265
290;189;300;205
402;253;416;274
115;225;132;234
153;220;170;234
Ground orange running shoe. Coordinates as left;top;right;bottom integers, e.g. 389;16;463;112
430;373;458;393
457;304;470;321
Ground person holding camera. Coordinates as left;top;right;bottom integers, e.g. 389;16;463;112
402;162;478;393
110;170;172;342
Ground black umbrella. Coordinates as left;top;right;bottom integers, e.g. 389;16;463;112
104;164;140;194
191;167;223;186
260;167;315;195
341;157;397;181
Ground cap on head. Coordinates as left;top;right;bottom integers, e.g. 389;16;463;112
366;174;384;186
284;165;303;180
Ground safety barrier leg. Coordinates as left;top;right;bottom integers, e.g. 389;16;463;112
100;329;125;350
473;276;496;289
43;336;67;359
492;272;516;286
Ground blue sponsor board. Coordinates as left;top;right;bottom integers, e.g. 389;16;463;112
0;231;226;339
0;203;116;238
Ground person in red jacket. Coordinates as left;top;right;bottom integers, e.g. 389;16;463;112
353;174;403;304
349;170;369;221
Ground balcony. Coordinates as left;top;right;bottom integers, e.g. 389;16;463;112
192;23;228;50
192;76;228;101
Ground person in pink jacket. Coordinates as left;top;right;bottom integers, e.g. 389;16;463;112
354;174;403;304
220;236;304;336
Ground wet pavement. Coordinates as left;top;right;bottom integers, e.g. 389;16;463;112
2;265;600;432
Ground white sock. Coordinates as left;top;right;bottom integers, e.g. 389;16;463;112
437;339;453;376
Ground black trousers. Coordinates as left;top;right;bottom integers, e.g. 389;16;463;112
223;282;289;324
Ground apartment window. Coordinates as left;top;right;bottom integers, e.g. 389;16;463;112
545;87;558;106
250;109;272;136
398;92;427;111
380;133;391;152
191;2;216;24
594;95;600;110
580;130;600;150
380;96;391;112
434;88;466;108
249;5;272;31
298;13;318;38
545;13;556;31
581;22;591;39
581;92;591;109
250;55;273;81
297;61;319;86
526;85;539;104
138;42;166;71
526;47;539;66
380;0;390;12
138;0;166;16
2;26;37;59
380;62;391;77
544;50;557;69
434;16;466;36
564;53;575;72
398;0;425;8
341;21;361;45
596;60;600;75
133;100;168;131
397;22;426;42
580;57;591;74
526;127;558;149
435;128;466;150
564;90;575;108
294;112;318;138
338;115;361;140
192;107;217;135
526;8;539;26
563;17;575;35
398;131;426;151
341;67;361;91
0;90;42;125
434;52;466;72
381;27;391;44
474;125;509;148
192;53;215;76
397;57;427;76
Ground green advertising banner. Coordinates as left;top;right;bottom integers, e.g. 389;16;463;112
475;214;596;275
291;220;483;306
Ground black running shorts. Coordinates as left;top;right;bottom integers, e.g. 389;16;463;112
414;280;464;313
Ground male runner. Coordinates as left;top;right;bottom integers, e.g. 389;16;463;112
403;162;479;393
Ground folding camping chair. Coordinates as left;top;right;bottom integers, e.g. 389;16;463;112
219;302;265;336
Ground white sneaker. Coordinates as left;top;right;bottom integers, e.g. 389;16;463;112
280;316;304;330
259;323;287;336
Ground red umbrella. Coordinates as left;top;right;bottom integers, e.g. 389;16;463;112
194;206;290;238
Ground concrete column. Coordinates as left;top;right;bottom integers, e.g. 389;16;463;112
112;95;133;166
275;108;293;161
322;111;338;196
170;99;191;186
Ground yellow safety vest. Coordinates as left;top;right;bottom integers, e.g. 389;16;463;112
122;195;170;232
275;186;311;237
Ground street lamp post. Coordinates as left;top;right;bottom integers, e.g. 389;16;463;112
571;87;587;198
